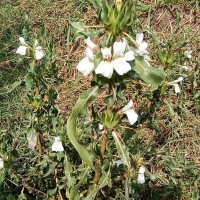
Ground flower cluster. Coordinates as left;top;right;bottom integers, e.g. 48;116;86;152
77;38;135;78
77;33;149;79
16;37;44;60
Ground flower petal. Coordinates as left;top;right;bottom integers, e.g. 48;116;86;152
124;51;135;61
173;77;184;83
174;84;181;94
16;46;27;55
19;37;28;46
35;46;44;60
85;47;94;61
77;57;94;76
52;137;64;152
101;47;112;59
95;61;113;78
112;58;131;76
138;166;145;174
98;124;104;131
113;41;126;56
125;109;138;125
85;37;99;53
139;41;148;52
0;158;3;169
137;174;145;184
122;100;133;112
136;33;144;45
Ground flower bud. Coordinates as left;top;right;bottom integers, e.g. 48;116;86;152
116;0;122;11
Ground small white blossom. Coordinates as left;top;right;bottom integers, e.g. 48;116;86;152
136;33;148;55
16;37;28;55
122;100;138;125
174;84;181;93
77;39;96;76
52;136;64;152
137;174;145;184
84;37;99;53
136;33;150;65
137;166;145;184
184;50;192;59
95;41;135;78
171;77;184;94
0;158;4;169
35;46;44;60
98;124;104;131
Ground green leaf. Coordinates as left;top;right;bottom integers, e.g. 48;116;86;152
64;156;75;187
67;86;99;168
70;22;85;31
68;186;79;200
112;131;131;168
133;57;165;90
43;162;57;177
47;187;57;197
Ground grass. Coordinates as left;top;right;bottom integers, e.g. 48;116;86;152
0;0;199;199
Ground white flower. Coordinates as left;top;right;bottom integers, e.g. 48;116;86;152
95;41;135;78
0;158;4;169
184;50;192;59
174;84;181;93
77;39;96;76
98;124;104;131
137;174;145;184
84;37;99;53
135;33;150;65
136;33;148;55
172;77;184;94
35;46;44;60
137;166;145;184
52;136;64;152
16;37;28;55
122;100;138;125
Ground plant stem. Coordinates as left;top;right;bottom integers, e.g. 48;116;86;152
37;132;43;155
100;131;108;156
122;31;138;47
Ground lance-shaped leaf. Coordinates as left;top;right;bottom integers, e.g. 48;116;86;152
133;57;166;90
67;86;99;168
112;131;131;169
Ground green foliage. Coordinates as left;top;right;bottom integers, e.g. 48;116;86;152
133;57;166;90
